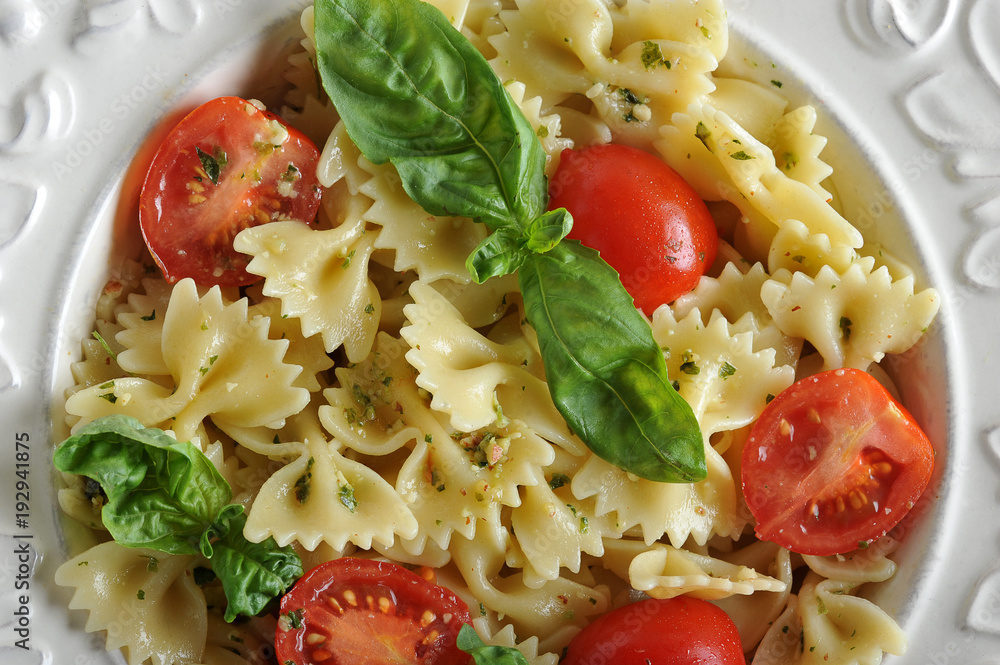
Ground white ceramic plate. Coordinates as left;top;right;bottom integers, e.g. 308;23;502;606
1;1;998;663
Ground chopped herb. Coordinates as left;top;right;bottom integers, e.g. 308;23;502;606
92;331;119;362
579;515;589;533
294;457;315;505
840;316;853;341
341;249;357;269
339;483;358;512
193;566;217;586
137;589;145;600
140;310;157;322
364;302;375;314
536;125;549;138
548;473;571;490
280;608;305;631
279;164;300;182
858;540;869;549
142;555;159;572
618;87;646;105
771;79;783;88
695;121;711;149
680;353;700;375
424;434;434;443
718;362;737;379
640;40;670;69
730;150;754;160
766;393;776;404
196;146;228;185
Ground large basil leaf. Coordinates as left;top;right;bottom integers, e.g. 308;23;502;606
53;414;303;620
53;414;232;554
209;510;304;621
313;0;547;231
518;242;707;483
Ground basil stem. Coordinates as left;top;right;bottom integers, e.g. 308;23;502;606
54;414;303;620
313;0;706;483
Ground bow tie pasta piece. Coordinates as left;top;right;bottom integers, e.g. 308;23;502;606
115;277;174;376
64;279;311;442
796;572;907;664
489;0;724;150
570;447;745;548
600;538;786;601
234;215;380;362
657;102;864;258
469;619;559;665
243;436;419;552
450;525;610;642
671;261;804;367
248;297;333;393
509;481;617;587
652;306;796;436
761;260;940;370
396;421;555;555
54;542;207;665
712;541;794;652
401;280;582;455
358;152;487;283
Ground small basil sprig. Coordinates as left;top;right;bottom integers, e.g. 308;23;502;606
457;624;530;665
53;414;303;621
313;0;705;482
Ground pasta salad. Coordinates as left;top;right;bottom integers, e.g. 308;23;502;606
52;0;941;664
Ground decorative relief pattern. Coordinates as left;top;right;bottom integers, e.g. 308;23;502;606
0;70;75;155
73;0;201;54
844;0;953;51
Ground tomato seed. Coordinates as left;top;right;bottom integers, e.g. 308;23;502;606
420;610;436;627
312;649;332;662
378;596;392;614
306;632;326;646
343;590;358;607
422;629;440;645
327;597;344;614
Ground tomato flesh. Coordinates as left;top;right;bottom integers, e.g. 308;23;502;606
742;368;935;556
548;144;718;314
139;96;322;287
562;596;744;665
275;558;472;665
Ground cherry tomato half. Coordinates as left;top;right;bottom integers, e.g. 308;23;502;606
275;558;472;665
548;144;718;315
562;596;744;665
139;96;322;287
742;368;935;556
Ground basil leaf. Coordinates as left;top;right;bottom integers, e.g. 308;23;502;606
457;624;530;665
523;208;572;254
466;208;572;282
313;0;547;230
467;228;527;282
209;510;304;622
53;414;233;554
53;414;304;621
518;242;707;483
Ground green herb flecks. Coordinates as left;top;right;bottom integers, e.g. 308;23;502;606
196;146;228;185
313;0;705;483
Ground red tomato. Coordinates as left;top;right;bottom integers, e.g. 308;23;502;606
139;96;322;287
548;144;718;314
742;368;935;556
274;558;472;665
562;596;744;665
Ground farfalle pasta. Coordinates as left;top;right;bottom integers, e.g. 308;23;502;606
53;1;941;664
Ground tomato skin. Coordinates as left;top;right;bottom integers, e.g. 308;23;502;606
548;144;718;315
139;96;322;287
275;558;472;665
742;368;935;556
562;597;744;665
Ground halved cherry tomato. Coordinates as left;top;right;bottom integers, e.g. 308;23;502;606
562;596;744;665
274;558;472;665
139;96;322;287
548;144;718;315
742;368;935;556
